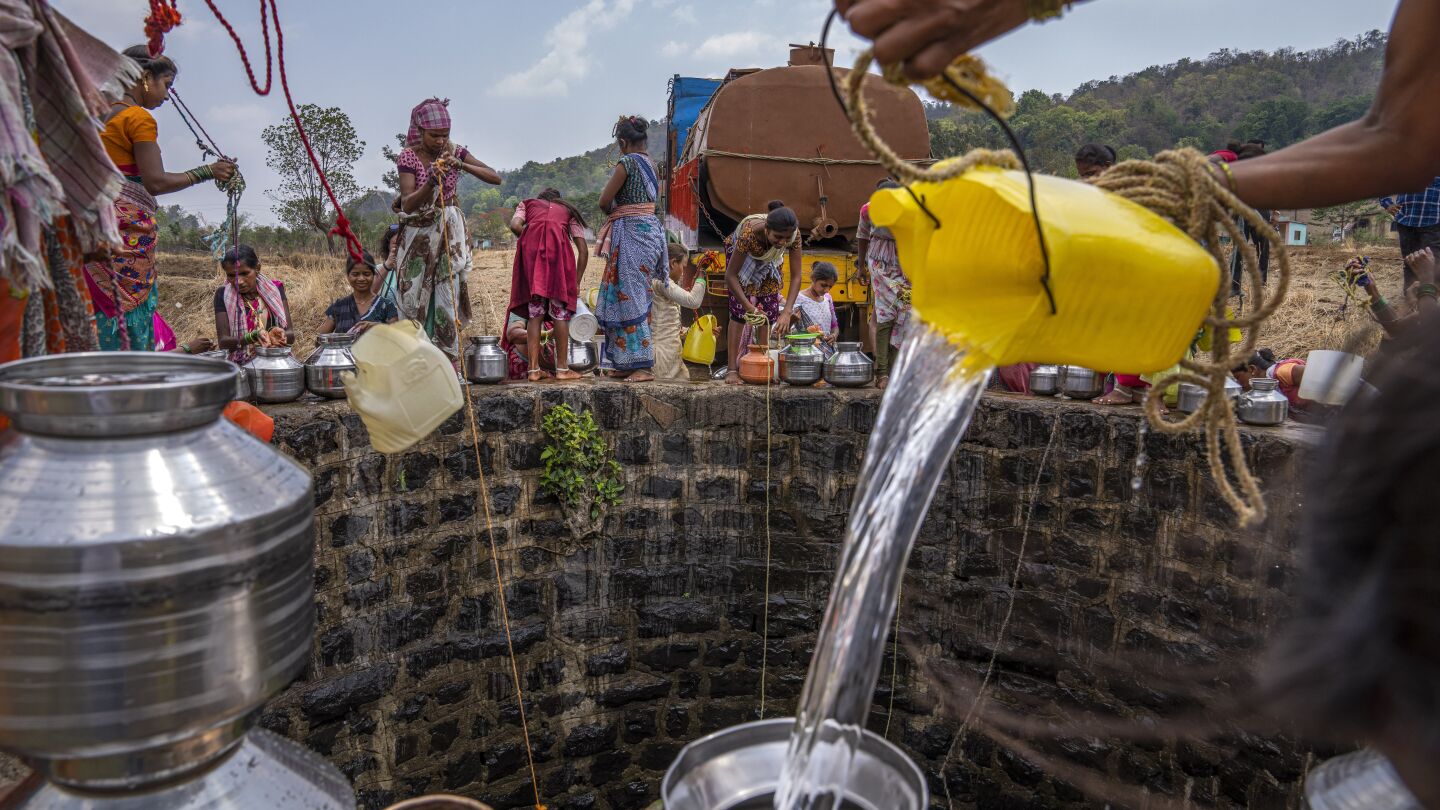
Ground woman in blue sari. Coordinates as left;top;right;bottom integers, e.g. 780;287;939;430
595;115;667;382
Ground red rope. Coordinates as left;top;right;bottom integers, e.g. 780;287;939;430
199;0;364;261
144;0;182;57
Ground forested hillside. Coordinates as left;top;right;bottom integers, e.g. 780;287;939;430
929;31;1386;173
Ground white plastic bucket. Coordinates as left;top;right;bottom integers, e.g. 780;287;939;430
570;298;598;343
1299;349;1364;405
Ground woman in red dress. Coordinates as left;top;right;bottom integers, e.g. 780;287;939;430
508;188;589;381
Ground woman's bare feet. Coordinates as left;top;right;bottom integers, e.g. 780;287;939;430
724;371;742;386
527;369;554;383
876;375;889;390
555;369;582;381
1095;387;1138;405
623;371;654;384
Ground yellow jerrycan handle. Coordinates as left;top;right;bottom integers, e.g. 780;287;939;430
869;165;1220;373
682;314;718;365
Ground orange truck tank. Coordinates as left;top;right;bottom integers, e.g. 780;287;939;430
664;45;931;359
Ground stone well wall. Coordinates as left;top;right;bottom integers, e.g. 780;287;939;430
257;382;1322;810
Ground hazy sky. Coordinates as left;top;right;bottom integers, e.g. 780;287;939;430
53;0;1395;226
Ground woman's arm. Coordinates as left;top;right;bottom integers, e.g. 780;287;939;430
215;300;241;351
132;142;235;196
573;237;590;283
510;216;526;238
724;246;753;314
598;162;628;214
777;244;804;330
457;151;501;185
1232;0;1440;209
278;289;296;346
318;315;336;335
399;166;437;214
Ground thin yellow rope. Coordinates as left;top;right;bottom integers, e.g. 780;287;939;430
436;175;546;810
757;314;774;718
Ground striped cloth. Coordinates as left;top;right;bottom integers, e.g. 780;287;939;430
0;1;135;288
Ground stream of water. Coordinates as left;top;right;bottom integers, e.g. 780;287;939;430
774;325;992;810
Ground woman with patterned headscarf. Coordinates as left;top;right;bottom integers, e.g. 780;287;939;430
393;97;500;360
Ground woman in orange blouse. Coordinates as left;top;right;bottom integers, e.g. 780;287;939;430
83;46;235;351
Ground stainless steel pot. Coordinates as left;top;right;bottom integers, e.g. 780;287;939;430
246;346;305;403
200;350;249;400
464;336;508;384
663;718;927;810
1029;364;1060;396
564;339;597;374
1224;374;1243;402
1175;383;1206;414
1059;366;1105;399
304;333;357;398
18;730;354;810
1237;377;1289;425
824;341;874;388
0;353;321;795
779;334;824;386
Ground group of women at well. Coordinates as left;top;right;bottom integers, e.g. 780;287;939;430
75;48;917;384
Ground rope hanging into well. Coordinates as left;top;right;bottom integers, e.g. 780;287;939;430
838;46;1288;527
437;178;546;810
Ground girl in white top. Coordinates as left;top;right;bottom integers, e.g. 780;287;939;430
793;261;840;357
650;244;709;381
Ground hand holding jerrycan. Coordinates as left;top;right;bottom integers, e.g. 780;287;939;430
868;165;1220;373
343;321;462;454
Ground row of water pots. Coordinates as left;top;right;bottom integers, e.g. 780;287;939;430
1028;364;1288;425
735;336;875;387
201;332;358;403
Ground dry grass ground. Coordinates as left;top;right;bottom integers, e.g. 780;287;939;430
154;243;1400;361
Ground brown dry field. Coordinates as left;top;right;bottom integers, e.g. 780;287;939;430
154;243;1403;361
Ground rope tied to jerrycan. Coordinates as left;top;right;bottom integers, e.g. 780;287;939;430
823;17;1289;526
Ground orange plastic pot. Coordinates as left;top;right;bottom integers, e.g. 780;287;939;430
738;344;774;385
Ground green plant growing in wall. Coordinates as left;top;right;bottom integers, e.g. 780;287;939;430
539;404;624;537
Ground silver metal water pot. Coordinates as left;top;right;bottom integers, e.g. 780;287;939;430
1059;366;1105;399
1237;377;1289;426
200;350;248;400
305;332;357;398
779;334;824;386
823;341;874;388
246;346;305;403
1304;750;1422;810
0;353;332;802
565;339;597;374
464;336;508;384
1175;383;1206;414
1028;364;1060;396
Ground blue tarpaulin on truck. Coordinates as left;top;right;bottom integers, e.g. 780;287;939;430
670;77;722;160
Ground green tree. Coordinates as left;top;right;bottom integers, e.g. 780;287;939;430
1238;98;1310;147
263;104;365;253
379;132;405;192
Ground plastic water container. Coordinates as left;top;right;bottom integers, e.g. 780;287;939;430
570;299;599;344
343;321;462;454
870;165;1219;373
1299;349;1364;405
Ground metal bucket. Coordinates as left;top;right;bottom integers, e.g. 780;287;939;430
662;718;927;810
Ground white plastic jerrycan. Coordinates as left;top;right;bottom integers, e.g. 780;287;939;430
343;321;463;454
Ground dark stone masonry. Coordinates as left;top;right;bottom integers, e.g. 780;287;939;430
255;382;1322;810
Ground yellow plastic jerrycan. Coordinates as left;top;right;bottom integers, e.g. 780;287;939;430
343;321;463;454
869;166;1219;373
682;313;718;364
